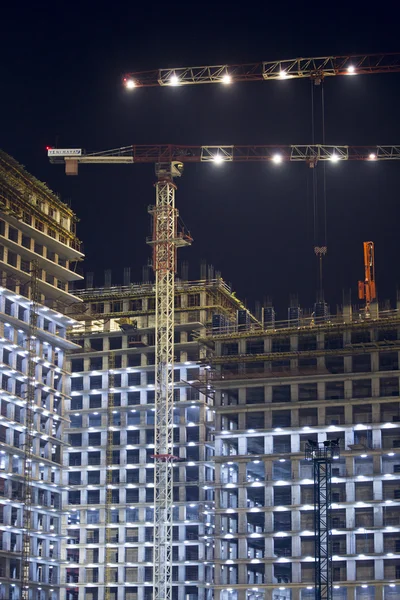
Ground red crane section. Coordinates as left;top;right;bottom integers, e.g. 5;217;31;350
48;144;400;172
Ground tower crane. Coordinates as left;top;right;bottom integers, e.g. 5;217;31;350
123;51;400;301
122;52;400;88
49;142;400;600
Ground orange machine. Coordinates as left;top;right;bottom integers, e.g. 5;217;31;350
358;241;376;311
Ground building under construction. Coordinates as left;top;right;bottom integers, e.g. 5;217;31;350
2;148;400;600
206;297;400;600
63;276;249;600
0;151;84;600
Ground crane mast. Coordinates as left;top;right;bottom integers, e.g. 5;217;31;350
147;162;191;600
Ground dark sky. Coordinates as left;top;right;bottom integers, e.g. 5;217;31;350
1;4;399;317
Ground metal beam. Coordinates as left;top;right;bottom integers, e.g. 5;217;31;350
49;145;400;170
123;52;400;87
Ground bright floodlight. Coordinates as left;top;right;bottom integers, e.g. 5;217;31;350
330;154;340;163
222;74;232;85
369;153;377;160
169;74;180;86
347;65;356;74
272;154;283;164
125;79;136;89
279;70;288;79
213;155;224;164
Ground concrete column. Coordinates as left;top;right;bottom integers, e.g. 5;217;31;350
347;559;356;580
344;378;352;399
374;558;384;580
291;409;299;427
288;561;299;583
291;434;300;453
372;403;380;424
292;485;301;505
372;429;381;450
346;481;355;502
374;506;383;527
265;385;272;403
291;509;300;532
291;383;298;402
373;479;382;501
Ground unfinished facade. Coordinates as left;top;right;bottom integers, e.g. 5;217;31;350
0;151;83;600
207;303;400;600
64;278;248;600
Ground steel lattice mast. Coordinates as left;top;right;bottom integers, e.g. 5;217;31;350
147;163;192;600
305;440;340;600
122;52;400;87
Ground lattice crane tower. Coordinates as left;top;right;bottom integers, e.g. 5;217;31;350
147;162;191;600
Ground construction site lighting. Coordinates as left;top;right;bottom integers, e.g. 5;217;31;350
369;153;377;160
222;74;232;85
279;70;288;79
213;155;225;164
272;154;283;164
330;154;340;162
125;79;136;90
347;65;356;74
169;74;180;86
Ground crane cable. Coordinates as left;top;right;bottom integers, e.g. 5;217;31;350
310;81;328;294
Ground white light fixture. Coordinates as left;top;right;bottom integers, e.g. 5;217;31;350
213;155;224;164
125;79;136;89
279;70;287;79
169;74;180;86
330;154;340;163
369;152;377;160
347;65;356;74
272;154;283;164
222;74;232;85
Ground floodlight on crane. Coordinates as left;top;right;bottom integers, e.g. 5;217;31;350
123;52;400;87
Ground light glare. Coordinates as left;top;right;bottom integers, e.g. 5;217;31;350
347;65;356;74
169;74;180;86
330;154;340;163
369;153;377;160
222;74;232;85
272;154;283;164
213;155;224;164
125;79;136;89
279;70;287;79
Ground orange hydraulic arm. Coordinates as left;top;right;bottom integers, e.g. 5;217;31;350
358;241;376;309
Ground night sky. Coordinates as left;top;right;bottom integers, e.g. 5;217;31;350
1;5;399;317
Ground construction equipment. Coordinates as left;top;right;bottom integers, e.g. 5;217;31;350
305;439;340;600
148;162;192;600
50;142;399;600
21;260;40;600
122;52;400;88
358;241;376;314
48;144;400;169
